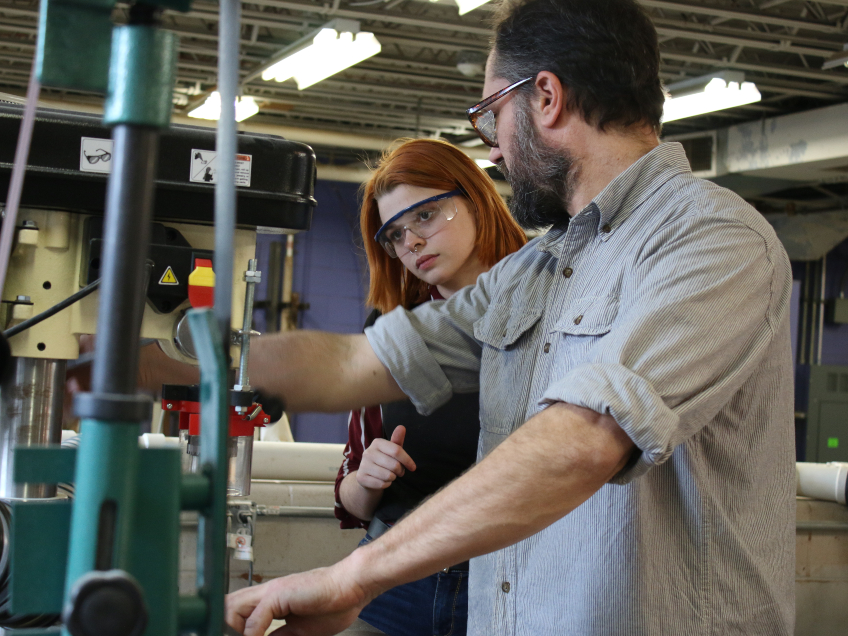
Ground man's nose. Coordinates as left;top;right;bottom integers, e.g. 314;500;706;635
488;145;503;165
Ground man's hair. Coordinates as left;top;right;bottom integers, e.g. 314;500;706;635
491;0;664;133
361;138;526;313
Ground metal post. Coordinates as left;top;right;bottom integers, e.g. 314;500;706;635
236;259;258;390
0;358;65;499
817;254;826;366
90;126;158;395
214;0;241;352
798;263;810;366
266;241;283;333
64;124;158;606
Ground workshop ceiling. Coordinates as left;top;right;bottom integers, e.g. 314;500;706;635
1;0;848;173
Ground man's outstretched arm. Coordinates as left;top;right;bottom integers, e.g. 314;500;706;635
225;402;635;636
248;331;407;413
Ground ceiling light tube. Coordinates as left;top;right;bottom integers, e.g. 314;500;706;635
455;0;493;15
662;72;761;123
188;92;259;122
260;21;381;91
822;43;848;70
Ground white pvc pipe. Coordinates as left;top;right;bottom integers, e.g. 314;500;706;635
250;441;344;482
796;462;848;505
65;433;345;482
140;434;343;482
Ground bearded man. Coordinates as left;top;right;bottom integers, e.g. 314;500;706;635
226;1;795;634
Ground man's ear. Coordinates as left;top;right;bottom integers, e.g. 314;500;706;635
533;71;565;130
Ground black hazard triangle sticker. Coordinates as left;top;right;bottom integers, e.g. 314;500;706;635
159;267;179;285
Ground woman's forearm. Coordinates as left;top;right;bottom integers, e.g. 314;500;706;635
338;472;384;522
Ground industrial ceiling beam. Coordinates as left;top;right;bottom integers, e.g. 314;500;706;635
641;0;846;34
190;0;492;36
661;51;848;84
651;17;844;50
655;25;837;57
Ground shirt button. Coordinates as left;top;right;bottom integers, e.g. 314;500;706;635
563;267;573;278
574;315;583;325
543;343;550;353
501;581;511;593
601;223;612;233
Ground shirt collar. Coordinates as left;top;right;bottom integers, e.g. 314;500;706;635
536;142;691;253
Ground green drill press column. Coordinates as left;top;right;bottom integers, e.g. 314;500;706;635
61;19;180;636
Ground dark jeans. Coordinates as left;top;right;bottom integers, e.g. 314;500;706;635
357;534;468;636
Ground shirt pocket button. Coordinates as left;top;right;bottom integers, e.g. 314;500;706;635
501;581;511;593
574;315;583;325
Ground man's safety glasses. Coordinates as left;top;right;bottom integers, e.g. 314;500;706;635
374;190;462;259
466;76;534;148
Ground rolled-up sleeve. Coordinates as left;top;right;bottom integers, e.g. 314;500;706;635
365;266;495;416
541;216;791;482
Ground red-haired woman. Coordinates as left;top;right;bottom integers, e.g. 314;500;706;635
334;138;526;636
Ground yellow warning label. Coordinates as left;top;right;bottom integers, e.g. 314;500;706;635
159;267;179;285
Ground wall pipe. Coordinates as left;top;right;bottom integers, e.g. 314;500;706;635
796;461;848;505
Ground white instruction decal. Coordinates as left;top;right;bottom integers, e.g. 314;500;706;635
190;149;252;187
80;137;113;174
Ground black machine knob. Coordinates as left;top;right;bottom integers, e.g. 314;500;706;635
63;570;148;636
254;392;286;422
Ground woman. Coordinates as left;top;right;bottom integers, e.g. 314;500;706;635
334;138;526;636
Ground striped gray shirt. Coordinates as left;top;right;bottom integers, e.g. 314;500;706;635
365;143;795;635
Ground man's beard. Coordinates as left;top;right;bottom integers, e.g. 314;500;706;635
498;102;576;230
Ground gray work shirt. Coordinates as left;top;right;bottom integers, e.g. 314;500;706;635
365;143;795;636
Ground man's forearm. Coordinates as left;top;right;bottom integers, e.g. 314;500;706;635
340;403;635;596
247;331;405;413
338;472;383;522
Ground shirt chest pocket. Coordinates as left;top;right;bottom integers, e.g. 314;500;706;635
473;306;543;351
551;295;619;355
472;306;543;438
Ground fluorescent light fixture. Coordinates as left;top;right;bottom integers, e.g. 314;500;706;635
475;159;496;169
187;92;259;122
259;20;381;90
822;44;848;70
456;0;493;14
662;72;761;123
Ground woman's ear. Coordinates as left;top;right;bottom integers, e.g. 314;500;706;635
533;71;565;130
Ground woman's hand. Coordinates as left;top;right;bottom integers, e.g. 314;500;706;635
356;426;416;491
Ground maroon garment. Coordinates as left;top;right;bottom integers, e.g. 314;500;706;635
334;405;384;529
334;287;446;529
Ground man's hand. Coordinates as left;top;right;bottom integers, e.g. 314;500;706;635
356;426;416;491
225;562;369;636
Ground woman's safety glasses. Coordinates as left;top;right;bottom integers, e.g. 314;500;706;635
466;76;534;148
374;190;462;258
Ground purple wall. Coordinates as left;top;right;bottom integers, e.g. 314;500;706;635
254;180;369;443
818;241;848;366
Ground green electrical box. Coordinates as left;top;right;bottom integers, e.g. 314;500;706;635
805;364;848;462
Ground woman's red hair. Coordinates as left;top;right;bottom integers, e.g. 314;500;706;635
361;138;526;313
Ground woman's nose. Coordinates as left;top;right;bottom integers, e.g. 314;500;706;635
404;230;425;253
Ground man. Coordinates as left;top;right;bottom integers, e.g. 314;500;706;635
227;0;795;634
